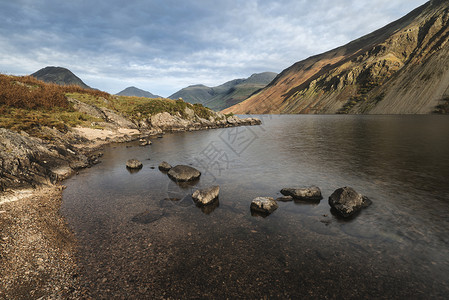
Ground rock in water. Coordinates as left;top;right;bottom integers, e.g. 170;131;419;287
167;165;201;182
192;186;219;206
139;139;152;146
250;197;278;215
280;186;323;200
158;161;172;172
328;187;372;218
126;159;143;169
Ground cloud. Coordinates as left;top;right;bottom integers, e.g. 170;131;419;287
0;0;429;96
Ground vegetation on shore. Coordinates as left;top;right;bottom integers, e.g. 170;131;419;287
0;74;216;137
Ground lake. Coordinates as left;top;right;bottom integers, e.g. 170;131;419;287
62;115;449;298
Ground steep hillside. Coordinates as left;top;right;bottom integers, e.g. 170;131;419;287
169;84;214;104
31;66;91;89
116;86;161;98
224;1;449;114
169;72;277;111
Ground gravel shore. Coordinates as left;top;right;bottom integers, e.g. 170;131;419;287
0;186;87;299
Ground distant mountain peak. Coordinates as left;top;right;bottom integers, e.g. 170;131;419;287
116;86;161;98
31;66;91;89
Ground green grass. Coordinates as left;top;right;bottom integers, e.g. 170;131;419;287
0;105;104;134
67;93;216;121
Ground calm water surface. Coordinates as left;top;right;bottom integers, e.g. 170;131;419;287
62;115;449;298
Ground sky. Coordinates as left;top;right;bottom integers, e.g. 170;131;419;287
0;0;429;97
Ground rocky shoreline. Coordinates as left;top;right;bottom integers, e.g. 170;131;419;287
0;109;261;299
0;112;260;299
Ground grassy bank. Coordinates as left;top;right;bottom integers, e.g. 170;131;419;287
0;73;215;138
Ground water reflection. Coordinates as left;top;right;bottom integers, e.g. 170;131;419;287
196;198;219;215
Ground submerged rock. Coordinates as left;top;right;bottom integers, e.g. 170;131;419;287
126;159;143;169
280;186;323;201
167;165;201;182
158;161;172;172
250;197;278;215
192;186;219;206
328;187;372;218
131;210;165;224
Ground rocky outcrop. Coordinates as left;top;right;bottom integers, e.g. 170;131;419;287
192;186;219;206
150;112;191;131
147;112;261;133
328;187;372;218
167;165;201;182
250;197;278;215
280;186;323;201
126;159;143;169
158;161;172;172
0;128;92;191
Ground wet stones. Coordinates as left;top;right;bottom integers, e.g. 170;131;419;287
126;159;143;169
158;161;172;172
192;186;219;206
167;165;201;182
328;187;372;218
280;186;323;201
250;197;278;215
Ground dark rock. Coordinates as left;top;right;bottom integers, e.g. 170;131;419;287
281;186;323;200
192;186;219;206
167;165;201;182
328;187;372;218
158;161;172;172
126;159;143;169
250;197;278;215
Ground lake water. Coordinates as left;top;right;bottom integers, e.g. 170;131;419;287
62;115;449;299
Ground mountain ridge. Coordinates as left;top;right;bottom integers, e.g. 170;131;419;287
223;1;449;114
169;72;277;111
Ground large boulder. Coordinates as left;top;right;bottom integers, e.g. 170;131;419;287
158;161;172;172
150;112;191;131
126;159;143;169
328;187;372;218
280;186;323;201
192;186;219;206
250;197;278;215
167;165;201;182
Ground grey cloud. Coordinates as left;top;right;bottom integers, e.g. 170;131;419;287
0;0;429;96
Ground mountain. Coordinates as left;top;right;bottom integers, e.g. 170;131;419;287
116;86;161;98
169;72;277;111
223;1;449;115
31;66;91;89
